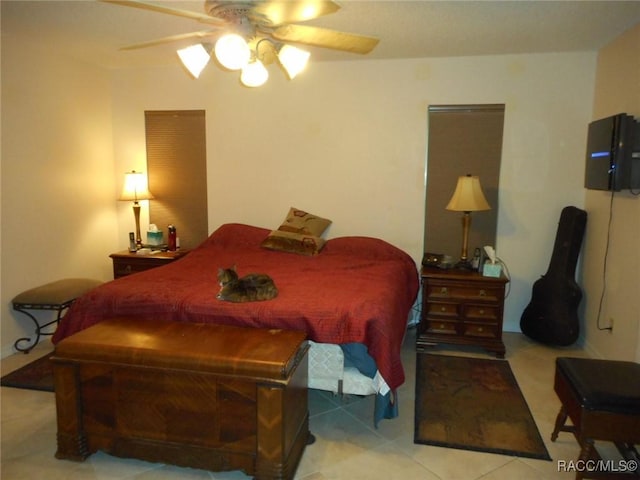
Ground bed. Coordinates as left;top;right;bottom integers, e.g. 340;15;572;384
52;223;419;425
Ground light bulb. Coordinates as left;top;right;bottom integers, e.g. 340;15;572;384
241;60;269;87
214;34;250;71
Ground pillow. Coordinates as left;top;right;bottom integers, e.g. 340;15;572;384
276;207;331;237
261;207;332;256
261;230;327;256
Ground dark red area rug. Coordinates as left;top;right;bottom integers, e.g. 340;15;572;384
1;352;54;392
414;353;551;460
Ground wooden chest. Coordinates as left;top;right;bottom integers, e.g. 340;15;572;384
52;318;310;480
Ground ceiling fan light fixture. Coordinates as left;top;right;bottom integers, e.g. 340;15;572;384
278;44;310;79
214;33;250;70
241;59;269;87
107;0;380;86
177;44;210;78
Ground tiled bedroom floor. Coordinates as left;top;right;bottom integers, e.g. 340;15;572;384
2;327;600;479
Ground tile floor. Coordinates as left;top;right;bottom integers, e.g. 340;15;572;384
1;327;603;479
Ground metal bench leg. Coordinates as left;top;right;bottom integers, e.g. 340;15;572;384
13;306;65;353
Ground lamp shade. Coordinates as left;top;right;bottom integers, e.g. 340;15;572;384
119;171;154;202
278;44;310;79
446;175;490;212
241;59;269;87
177;44;210;78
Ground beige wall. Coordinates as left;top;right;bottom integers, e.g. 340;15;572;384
582;24;640;362
1;36;118;354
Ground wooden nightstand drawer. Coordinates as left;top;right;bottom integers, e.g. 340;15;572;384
426;301;458;317
462;322;499;338
427;283;502;302
110;250;189;279
464;304;500;322
112;259;161;277
424;319;457;335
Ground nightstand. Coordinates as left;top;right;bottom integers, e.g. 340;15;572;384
109;250;189;279
417;266;509;358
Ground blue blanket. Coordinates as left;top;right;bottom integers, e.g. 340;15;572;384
341;343;399;427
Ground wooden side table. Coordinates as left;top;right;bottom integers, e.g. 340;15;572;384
110;250;189;279
417;266;509;358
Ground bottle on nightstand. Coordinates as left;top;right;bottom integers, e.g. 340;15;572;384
168;225;177;251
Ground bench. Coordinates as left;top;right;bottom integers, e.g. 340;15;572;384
52;318;310;480
12;278;103;353
551;357;640;479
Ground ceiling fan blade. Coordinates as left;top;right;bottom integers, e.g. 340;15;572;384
120;30;218;50
272;25;379;54
100;0;226;26
253;0;340;26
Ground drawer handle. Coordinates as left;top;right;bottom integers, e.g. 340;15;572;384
479;289;486;296
440;287;448;295
440;306;446;312
125;265;132;273
479;309;485;315
440;324;445;329
478;327;484;332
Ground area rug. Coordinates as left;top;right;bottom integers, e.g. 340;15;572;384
414;353;551;460
0;352;54;392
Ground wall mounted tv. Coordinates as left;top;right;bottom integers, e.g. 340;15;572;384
584;113;640;191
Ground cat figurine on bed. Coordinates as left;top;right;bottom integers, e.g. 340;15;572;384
216;266;278;302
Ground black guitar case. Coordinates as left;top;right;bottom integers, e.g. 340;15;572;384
520;206;587;346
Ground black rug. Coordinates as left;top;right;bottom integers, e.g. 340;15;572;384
1;352;54;392
414;353;551;460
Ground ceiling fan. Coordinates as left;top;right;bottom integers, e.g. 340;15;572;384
102;0;380;86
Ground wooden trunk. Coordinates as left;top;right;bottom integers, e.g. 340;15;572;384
52;318;309;480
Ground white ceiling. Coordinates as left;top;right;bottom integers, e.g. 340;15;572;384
3;1;640;69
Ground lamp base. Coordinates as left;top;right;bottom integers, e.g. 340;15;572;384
454;259;474;270
133;202;143;249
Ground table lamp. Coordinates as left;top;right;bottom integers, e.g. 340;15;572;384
119;170;154;249
446;174;491;269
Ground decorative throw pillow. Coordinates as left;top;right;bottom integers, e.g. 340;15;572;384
277;207;332;237
261;207;332;256
261;230;327;256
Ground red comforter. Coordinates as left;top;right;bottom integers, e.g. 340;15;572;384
53;223;419;390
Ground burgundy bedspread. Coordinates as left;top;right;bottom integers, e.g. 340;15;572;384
53;223;419;390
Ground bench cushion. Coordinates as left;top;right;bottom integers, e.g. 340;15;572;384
556;357;640;415
12;278;103;307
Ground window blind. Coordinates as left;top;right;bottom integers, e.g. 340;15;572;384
145;110;208;249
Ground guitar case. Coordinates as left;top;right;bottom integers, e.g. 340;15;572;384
520;206;587;346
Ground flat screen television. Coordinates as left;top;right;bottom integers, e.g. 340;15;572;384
584;113;640;191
